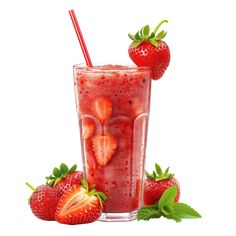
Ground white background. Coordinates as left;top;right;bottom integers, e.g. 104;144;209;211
0;0;236;235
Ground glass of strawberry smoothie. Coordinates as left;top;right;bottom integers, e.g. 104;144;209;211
73;64;151;221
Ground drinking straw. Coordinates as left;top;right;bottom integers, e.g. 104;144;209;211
69;9;93;67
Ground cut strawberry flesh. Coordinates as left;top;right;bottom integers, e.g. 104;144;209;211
92;97;112;123
81;118;95;140
55;185;100;224
92;134;118;166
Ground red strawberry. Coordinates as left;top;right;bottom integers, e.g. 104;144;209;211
55;179;107;225
92;97;112;122
144;163;180;205
81;117;95;140
128;20;170;80
26;182;59;221
45;163;84;198
92;134;118;166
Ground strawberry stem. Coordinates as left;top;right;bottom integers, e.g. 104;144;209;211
153;20;168;34
25;182;36;192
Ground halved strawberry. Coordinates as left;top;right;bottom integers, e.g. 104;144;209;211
55;179;107;225
81;118;95;140
92;134;118;166
92;97;112;123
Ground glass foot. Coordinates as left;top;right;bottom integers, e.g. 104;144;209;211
98;211;137;222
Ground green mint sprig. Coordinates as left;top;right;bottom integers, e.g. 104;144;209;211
137;186;201;222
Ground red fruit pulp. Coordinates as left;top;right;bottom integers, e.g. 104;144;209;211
74;65;151;213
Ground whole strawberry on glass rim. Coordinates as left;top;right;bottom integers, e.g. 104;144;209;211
128;20;170;80
144;163;180;205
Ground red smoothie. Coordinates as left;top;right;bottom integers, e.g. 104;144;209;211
74;65;151;216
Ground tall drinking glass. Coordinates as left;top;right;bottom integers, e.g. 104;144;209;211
73;65;151;221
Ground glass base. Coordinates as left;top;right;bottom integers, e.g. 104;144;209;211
98;210;137;222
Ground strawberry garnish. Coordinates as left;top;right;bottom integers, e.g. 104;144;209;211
81;117;95;140
92;134;118;166
45;163;84;198
144;163;180;205
26;182;59;221
55;179;107;225
128;20;170;80
92;97;112;123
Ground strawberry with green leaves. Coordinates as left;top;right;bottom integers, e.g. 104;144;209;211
144;163;180;205
138;185;201;222
128;20;170;80
45;163;84;198
55;179;107;225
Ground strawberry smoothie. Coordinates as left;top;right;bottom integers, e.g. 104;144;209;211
73;65;151;221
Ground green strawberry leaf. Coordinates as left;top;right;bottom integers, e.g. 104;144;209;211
80;178;89;191
164;167;170;175
60;163;69;175
156;30;166;40
152;171;157;179
172;203;202;219
128;33;137;41
53;167;61;178
148;32;155;39
155;163;163;175
135;34;142;40
145;170;154;179
158;185;177;209
143;25;150;36
54;178;61;185
131;41;143;48
137;205;161;221
96;191;107;202
68;164;77;173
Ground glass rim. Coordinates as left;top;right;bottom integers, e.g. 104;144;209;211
73;64;151;73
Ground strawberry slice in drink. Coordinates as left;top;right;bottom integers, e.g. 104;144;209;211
92;97;112;123
92;134;118;166
81;117;95;140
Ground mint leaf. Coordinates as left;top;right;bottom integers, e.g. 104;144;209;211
137;205;161;221
160;205;173;216
166;213;182;222
158;185;177;209
172;203;202;219
60;163;69;174
53;167;61;177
